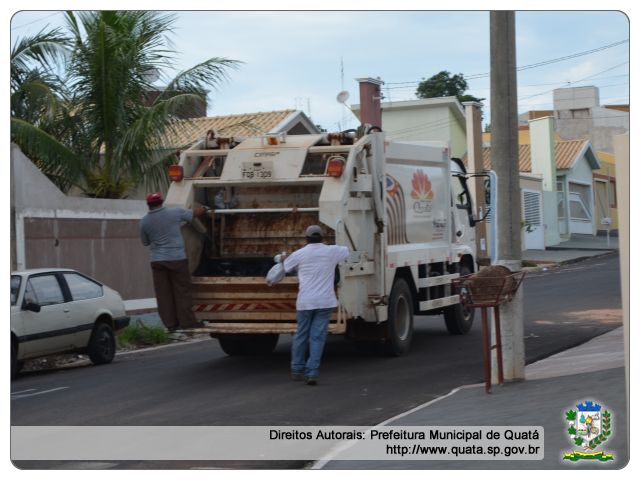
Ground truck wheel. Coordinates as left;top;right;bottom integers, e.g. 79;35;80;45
218;334;279;356
444;265;475;334
384;278;414;356
87;323;116;365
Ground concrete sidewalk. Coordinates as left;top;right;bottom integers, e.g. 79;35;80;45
548;233;619;251
522;233;618;267
318;327;627;470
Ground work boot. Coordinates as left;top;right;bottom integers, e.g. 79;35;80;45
305;377;318;386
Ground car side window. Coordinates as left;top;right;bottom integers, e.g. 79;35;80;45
26;275;64;306
11;275;21;306
63;273;103;301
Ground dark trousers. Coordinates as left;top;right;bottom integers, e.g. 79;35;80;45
151;259;197;328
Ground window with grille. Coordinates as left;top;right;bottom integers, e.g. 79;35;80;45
523;190;542;226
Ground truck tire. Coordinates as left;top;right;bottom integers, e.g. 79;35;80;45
444;265;475;334
87;323;116;365
384;278;414;356
218;334;279;356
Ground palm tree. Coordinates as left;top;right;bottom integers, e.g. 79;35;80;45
11;11;241;198
10;27;84;192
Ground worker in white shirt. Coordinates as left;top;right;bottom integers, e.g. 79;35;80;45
283;225;349;385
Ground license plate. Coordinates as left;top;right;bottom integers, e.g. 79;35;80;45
242;161;273;179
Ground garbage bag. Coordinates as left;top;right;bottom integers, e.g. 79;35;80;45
266;262;285;287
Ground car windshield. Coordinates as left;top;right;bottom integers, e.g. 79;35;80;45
11;275;21;306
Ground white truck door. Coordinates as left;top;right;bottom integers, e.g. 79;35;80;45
451;175;474;245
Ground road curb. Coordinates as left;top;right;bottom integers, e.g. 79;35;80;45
523;250;615;269
557;250;616;266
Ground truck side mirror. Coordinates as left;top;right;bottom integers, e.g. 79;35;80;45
484;177;491;205
466;172;494;225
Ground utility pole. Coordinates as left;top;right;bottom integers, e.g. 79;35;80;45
490;11;524;381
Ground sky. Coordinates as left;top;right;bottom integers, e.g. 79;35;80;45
8;9;630;132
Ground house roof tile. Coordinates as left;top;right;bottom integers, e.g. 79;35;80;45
480;139;588;172
164;109;297;148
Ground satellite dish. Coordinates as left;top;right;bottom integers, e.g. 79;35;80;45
336;90;360;122
142;68;160;83
336;90;350;104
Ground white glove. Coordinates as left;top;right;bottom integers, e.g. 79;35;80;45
273;252;287;263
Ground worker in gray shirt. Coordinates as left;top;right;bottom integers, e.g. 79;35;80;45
140;192;208;331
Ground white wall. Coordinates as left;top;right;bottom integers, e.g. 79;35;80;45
11;144;148;218
529;117;561;246
553;86;599;110
383;106;451;143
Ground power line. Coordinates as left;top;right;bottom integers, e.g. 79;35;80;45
518;61;629;101
386;71;629;92
386;38;629;85
471;73;629;91
514;39;628;73
11;12;62;31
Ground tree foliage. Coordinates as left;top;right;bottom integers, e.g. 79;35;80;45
416;70;484;104
11;11;241;198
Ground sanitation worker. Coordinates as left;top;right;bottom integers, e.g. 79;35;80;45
282;225;349;385
140;192;208;332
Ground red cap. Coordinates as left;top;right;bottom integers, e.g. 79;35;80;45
146;192;163;206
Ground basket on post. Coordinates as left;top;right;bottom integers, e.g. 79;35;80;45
454;266;525;308
452;266;526;393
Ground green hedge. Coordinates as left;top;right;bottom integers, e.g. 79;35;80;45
117;323;170;348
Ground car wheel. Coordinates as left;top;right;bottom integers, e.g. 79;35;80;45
88;323;116;365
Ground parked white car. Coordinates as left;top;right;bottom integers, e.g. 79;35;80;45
10;269;130;377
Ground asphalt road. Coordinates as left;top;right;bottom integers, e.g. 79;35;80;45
11;253;622;468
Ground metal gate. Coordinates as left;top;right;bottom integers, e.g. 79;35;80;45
522;189;545;250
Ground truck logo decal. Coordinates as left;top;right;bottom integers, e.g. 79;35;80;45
411;169;434;215
385;174;409;245
254;152;280;157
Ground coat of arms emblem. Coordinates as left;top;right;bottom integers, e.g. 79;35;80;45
563;400;614;462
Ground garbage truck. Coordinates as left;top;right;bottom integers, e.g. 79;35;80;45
165;129;485;356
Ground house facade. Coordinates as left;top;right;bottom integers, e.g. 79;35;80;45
592;150;618;234
553;86;629;154
517;86;625;234
483;116;601;247
352;97;468;158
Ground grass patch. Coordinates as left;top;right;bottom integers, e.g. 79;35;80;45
117;322;170;348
